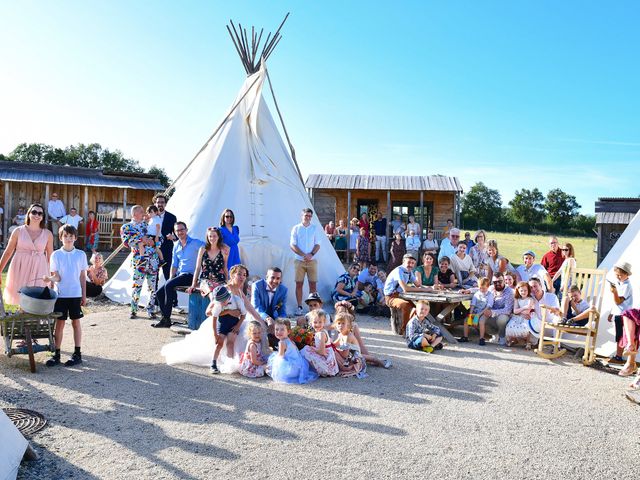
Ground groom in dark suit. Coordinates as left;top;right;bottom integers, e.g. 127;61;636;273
153;194;177;281
251;267;288;349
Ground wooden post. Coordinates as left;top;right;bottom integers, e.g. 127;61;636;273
3;182;10;244
346;190;351;254
83;186;89;218
386;190;391;237
44;184;50;226
122;189;128;222
419;191;424;241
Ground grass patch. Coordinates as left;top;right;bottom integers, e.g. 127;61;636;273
483;231;597;268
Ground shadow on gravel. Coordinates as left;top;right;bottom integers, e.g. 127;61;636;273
4;353;409;479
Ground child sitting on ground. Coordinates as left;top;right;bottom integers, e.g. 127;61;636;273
145;205;165;265
209;285;246;374
459;277;494;345
334;300;392;368
239;321;269;378
608;261;633;366
356;282;375;313
44;225;88;367
301;310;339;376
560;285;597;327
333;313;367;378
267;319;318;384
435;256;457;289
86;252;109;297
405;300;443;353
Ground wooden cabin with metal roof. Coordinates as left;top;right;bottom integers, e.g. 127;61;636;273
0;161;164;247
595;197;640;264
305;174;463;240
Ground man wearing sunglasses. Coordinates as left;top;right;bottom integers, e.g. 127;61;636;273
438;227;461;262
47;192;66;248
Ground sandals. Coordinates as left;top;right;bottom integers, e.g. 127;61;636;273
618;364;638;377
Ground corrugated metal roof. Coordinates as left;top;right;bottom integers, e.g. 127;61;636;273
0;161;164;190
596;212;636;225
305;174;463;192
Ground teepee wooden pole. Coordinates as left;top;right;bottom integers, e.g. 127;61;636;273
265;68;303;186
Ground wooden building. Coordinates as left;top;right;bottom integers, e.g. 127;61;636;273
595;197;640;264
305;174;463;239
0;161;164;247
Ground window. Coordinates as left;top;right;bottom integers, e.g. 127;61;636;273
391;201;434;233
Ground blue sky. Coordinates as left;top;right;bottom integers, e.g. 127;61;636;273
1;1;638;213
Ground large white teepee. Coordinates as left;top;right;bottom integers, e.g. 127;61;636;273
595;211;640;356
104;63;345;310
0;409;28;480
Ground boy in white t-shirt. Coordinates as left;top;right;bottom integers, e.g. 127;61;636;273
608;261;633;365
207;285;246;374
43;225;88;367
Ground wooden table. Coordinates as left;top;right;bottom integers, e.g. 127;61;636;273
1;312;58;373
398;290;473;344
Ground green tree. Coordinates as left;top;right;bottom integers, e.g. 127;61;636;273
545;188;580;224
461;182;503;228
147;165;172;189
509;188;545;224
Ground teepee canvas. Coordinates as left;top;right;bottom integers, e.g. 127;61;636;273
595;211;640;356
104;56;345;310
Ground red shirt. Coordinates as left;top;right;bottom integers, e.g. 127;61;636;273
541;249;564;277
324;224;335;235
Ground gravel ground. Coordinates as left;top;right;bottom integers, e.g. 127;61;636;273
2;305;639;480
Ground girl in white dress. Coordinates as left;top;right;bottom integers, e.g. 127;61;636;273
301;310;339;377
505;281;537;348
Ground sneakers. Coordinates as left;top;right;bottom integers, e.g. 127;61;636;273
479;338;486;346
65;353;83;367
422;346;434;353
608;355;625;365
210;361;220;374
434;343;444;351
295;306;304;316
46;355;60;367
130;312;138;319
497;336;507;346
458;336;469;343
147;310;157;319
382;359;392;369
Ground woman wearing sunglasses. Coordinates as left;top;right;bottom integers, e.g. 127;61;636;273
0;203;54;305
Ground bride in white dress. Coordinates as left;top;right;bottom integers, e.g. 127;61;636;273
161;264;270;371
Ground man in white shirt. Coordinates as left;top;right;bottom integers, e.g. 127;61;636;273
438;228;461;262
290;208;320;315
60;208;83;230
516;250;553;292
47;192;66;248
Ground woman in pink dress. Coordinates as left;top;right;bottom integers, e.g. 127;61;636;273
0;203;54;305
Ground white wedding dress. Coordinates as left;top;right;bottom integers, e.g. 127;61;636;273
161;313;270;373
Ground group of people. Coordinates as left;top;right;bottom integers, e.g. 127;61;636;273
140;206;393;383
0;203;109;367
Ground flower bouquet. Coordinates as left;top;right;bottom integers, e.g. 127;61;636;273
289;325;315;350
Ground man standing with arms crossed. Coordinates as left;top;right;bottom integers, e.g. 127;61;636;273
290;208;320;316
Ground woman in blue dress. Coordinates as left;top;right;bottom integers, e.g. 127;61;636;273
219;208;241;269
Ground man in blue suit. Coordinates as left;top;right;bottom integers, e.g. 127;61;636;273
251;267;288;349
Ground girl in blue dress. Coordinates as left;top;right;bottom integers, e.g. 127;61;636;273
219;208;241;269
267;319;318;384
